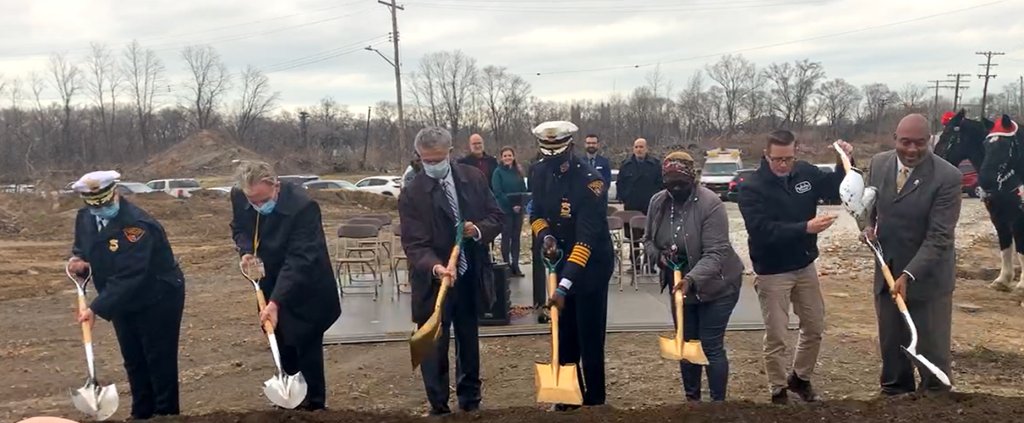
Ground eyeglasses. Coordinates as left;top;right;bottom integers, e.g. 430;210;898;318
767;156;795;165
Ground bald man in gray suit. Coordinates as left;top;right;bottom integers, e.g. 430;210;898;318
863;114;961;395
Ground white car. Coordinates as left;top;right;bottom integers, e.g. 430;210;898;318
608;169;619;203
115;182;154;195
146;178;202;198
303;180;357;191
355;176;402;197
279;174;319;186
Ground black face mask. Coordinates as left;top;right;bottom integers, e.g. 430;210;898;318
667;184;692;199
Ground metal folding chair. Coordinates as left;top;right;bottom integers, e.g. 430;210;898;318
335;223;383;301
627;214;656;290
389;223;411;300
607;215;625;291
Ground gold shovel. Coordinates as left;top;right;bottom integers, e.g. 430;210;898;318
65;265;119;421
659;268;709;365
535;253;584;405
409;222;464;370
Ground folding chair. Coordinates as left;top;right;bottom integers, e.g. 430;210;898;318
389;223;411;299
360;213;394;258
612;210;644;277
607;216;625;291
606;206;617;216
346;217;385;275
335;223;383;301
627;214;656;290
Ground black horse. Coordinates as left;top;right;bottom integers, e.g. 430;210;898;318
935;110;1024;293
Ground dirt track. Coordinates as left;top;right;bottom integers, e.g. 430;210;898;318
2;192;1023;422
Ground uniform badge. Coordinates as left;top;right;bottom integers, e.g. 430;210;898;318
108;239;119;252
587;180;605;197
560;198;572;218
795;181;812;194
124;226;146;243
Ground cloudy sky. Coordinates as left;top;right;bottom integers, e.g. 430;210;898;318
1;0;1022;114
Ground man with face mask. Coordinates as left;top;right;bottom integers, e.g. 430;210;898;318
738;130;852;405
229;161;341;411
399;127;504;416
68;170;186;419
528;120;614;410
641;152;744;402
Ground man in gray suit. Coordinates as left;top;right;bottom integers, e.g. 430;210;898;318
863;113;961;395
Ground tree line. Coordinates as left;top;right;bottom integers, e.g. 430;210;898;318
2;43;1022;182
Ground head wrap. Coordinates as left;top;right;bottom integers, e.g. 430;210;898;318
662;151;696;178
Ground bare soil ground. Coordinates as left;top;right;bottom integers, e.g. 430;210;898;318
1;193;1022;422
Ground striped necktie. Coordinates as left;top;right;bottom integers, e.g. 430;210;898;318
442;179;469;277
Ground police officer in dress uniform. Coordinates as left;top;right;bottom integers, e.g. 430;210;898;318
68;170;185;420
528;121;614;409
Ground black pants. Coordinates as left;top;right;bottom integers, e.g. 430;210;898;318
665;280;739;402
419;271;481;411
874;293;953;394
111;287;185;419
500;212;524;274
558;268;612;406
278;331;327;409
532;242;546;307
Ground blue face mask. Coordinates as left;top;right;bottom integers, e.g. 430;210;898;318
423;157;451;179
89;201;120;220
252;200;276;215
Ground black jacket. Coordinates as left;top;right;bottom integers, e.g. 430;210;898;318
72;199;185;321
458;153;500;185
230;182;341;346
738;158;845;275
617;154;663;213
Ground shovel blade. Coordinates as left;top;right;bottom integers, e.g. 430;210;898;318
682;341;710;366
658;335;683;361
409;313;443;370
902;347;952;387
534;363;583;405
659;336;710;365
263;372;308;409
72;383;118;421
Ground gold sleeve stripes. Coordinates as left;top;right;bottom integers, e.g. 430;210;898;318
531;219;549;236
567;243;591;267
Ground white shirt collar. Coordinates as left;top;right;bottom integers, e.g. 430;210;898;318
896;157;914;173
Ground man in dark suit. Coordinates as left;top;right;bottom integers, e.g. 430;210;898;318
229;161;342;411
864;113;961;395
399;126;504;416
583;134;612;184
69;170;186;420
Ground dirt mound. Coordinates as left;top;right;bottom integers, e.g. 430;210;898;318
133;130;266;180
132;393;1024;422
0;207;23;235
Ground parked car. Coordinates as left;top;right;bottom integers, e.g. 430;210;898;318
279;174;319;186
116;182;154;195
146;178;202;198
959;160;981;198
0;184;35;194
303;179;357;191
725;168;757;202
607;169;620;203
355;176;402;196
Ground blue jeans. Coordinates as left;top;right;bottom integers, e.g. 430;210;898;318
669;287;739;401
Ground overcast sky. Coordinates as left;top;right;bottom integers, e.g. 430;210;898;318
1;0;1022;114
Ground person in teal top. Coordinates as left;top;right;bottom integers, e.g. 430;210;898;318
491;146;528;276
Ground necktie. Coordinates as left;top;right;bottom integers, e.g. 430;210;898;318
442;180;469;277
896;167;910;193
96;217;106;232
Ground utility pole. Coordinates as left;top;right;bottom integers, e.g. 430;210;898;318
1019;75;1023;117
362;106;372;169
927;79;955;131
379;0;405;156
976;51;1004;116
947;73;971;111
298;111;310;147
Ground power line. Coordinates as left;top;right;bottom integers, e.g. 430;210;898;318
260;35;391;73
263;42;390;74
976;51;1004;116
948;73;972;111
524;0;1008;76
412;0;824;13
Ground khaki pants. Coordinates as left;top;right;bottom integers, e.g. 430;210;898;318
754;263;825;392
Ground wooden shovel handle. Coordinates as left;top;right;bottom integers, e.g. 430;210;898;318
876;253;910;313
673;271;684;340
547;270;560;367
254;288;275;335
77;294;92;344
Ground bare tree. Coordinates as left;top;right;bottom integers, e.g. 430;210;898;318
765;59;826;127
123;40;164;153
478;65;531;145
86;43;115;139
413;50;478;139
899;83;927;110
49;52;81;161
817;78;861;137
233;65;279;143
862;83;900;133
181;44;230;130
706;54;757;133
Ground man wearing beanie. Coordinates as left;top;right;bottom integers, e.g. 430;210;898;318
738;131;853;404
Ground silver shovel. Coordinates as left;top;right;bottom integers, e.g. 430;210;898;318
240;263;308;409
65;265;119;421
863;239;952;387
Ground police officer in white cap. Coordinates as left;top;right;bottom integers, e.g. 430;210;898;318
527;121;614;409
67;170;185;420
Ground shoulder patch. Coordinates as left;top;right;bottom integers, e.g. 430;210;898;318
587;179;605;197
123;226;146;243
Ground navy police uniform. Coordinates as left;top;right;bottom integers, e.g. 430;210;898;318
528;121;614;407
70;171;185;419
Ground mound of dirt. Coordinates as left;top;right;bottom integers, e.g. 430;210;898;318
0;207;23;235
133;393;1024;423
133;130;266;180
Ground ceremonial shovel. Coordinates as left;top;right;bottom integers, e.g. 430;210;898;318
240;263;308;409
65;265;118;421
409;222;464;370
535;252;583;406
658;255;708;365
832;142;952;387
